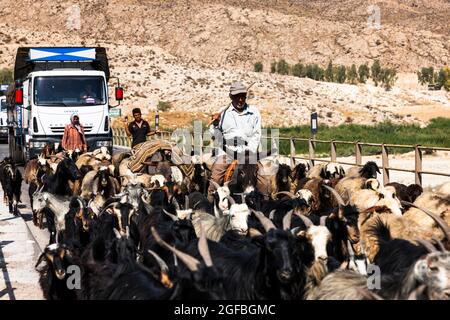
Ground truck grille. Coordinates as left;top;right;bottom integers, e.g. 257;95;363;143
50;126;93;133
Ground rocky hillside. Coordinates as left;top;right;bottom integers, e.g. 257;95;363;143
0;0;449;128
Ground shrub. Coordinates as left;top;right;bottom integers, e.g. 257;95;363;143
358;64;370;83
292;63;305;78
336;65;347;84
325;61;334;82
276;59;290;75
157;100;173;112
347;64;358;84
270;62;277;73
417;67;434;85
371;60;382;86
254;62;263;72
0;68;13;83
381;68;397;91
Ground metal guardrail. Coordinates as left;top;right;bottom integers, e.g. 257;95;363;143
111;128;450;187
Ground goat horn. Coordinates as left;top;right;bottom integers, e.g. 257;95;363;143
275;191;296;199
185;195;189;209
347;240;355;258
269;209;276;220
298;214;313;228
163;209;178;221
282;210;293;231
248;228;263;237
431;236;447;252
290;226;301;236
251;209;276;232
322;185;346;206
414;238;437;253
209;179;221;190
402;200;450;240
226;195;235;206
113;228;122;239
320;216;327;226
408;284;426;300
171;196;181;210
35;252;47;269
76;198;85;209
147;250;169;273
198;224;213;267
151;226;200;272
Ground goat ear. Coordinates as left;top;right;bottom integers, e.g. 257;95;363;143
297;230;307;237
43;193;49;201
108;165;115;176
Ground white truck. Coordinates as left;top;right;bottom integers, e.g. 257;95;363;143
7;47;123;162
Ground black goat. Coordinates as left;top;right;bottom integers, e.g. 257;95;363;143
271;164;292;199
185;211;315;299
359;161;380;179
43;157;81;196
35;243;79;300
385;182;423;208
0;161;23;215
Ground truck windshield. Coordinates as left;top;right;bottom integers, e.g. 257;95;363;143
34;76;106;106
0;99;5;111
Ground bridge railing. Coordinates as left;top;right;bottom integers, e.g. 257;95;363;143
111;128;450;187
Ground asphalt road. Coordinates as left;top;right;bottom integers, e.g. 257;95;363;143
0;143;44;300
0;144;130;300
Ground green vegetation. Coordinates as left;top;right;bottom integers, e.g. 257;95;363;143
347;64;358;84
358;64;370;83
417;66;450;90
0;68;13;84
265;118;450;156
263;59;397;90
157;100;173;112
254;62;263;72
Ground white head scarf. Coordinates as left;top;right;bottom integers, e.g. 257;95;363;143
70;114;82;133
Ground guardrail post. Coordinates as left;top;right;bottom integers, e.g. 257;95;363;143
308;138;315;167
415;145;423;186
355;141;362;165
290;138;296;168
381;143;389;185
330;140;336;163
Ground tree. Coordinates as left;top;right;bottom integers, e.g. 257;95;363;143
347;64;358;84
336;65;347;84
254;62;263;72
371;60;382;86
324;61;334;82
358;64;370;83
0;68;13;84
292;63;305;78
157;100;173;112
433;67;450;91
276;59;290;75
381;68;397;91
417;67;434;85
270;62;277;73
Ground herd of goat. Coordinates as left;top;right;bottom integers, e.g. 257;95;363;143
0;143;449;300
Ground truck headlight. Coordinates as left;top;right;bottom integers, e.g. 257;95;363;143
96;140;112;147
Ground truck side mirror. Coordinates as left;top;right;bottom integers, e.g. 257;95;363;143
115;87;124;101
15;88;23;105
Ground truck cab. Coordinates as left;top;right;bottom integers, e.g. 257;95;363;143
8;47;123;162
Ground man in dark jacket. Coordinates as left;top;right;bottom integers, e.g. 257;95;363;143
124;108;155;147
